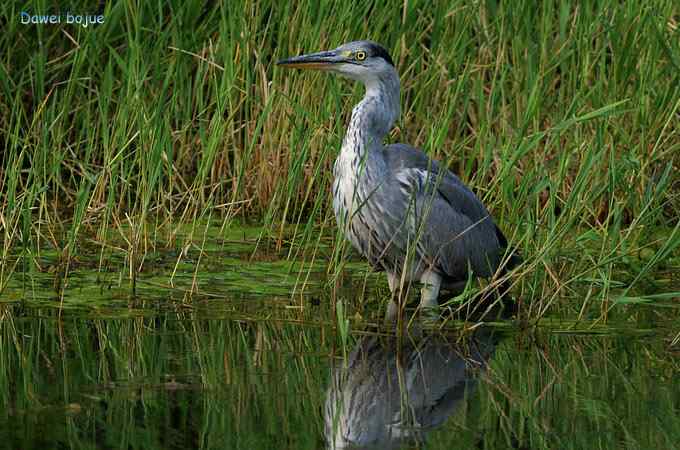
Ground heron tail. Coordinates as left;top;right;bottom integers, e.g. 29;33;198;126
494;225;522;272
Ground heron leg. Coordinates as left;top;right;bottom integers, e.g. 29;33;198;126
385;272;401;323
385;298;400;323
419;270;441;322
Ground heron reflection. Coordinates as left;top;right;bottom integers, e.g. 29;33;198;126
325;329;498;449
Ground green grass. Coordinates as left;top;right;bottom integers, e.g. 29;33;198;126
0;0;679;318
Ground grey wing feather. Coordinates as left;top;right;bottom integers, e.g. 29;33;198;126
381;143;503;279
383;143;487;219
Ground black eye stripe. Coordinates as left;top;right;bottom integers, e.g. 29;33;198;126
365;43;394;66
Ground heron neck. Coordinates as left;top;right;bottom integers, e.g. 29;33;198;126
342;69;400;158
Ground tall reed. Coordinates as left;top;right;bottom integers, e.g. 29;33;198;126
1;1;678;317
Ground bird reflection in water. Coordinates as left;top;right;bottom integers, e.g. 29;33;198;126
324;329;498;449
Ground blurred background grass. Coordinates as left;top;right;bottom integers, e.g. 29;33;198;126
1;0;678;315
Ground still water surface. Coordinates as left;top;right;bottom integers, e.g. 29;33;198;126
1;239;678;449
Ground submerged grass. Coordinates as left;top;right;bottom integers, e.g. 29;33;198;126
0;1;679;318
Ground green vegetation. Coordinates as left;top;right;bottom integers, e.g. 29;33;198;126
1;305;678;449
0;0;680;449
1;1;679;317
2;2;679;447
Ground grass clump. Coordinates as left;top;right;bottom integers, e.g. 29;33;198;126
0;0;678;318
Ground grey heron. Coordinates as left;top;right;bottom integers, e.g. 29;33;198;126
278;40;520;321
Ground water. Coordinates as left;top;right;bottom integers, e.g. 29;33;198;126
1;233;678;449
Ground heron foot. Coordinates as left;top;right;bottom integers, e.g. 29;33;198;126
420;305;440;326
419;270;442;323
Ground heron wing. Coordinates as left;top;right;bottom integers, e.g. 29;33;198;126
380;144;502;279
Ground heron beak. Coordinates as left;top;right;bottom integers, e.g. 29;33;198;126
276;50;342;70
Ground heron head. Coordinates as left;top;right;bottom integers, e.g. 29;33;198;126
277;40;395;82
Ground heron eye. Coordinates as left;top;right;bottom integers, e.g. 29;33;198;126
355;51;367;61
